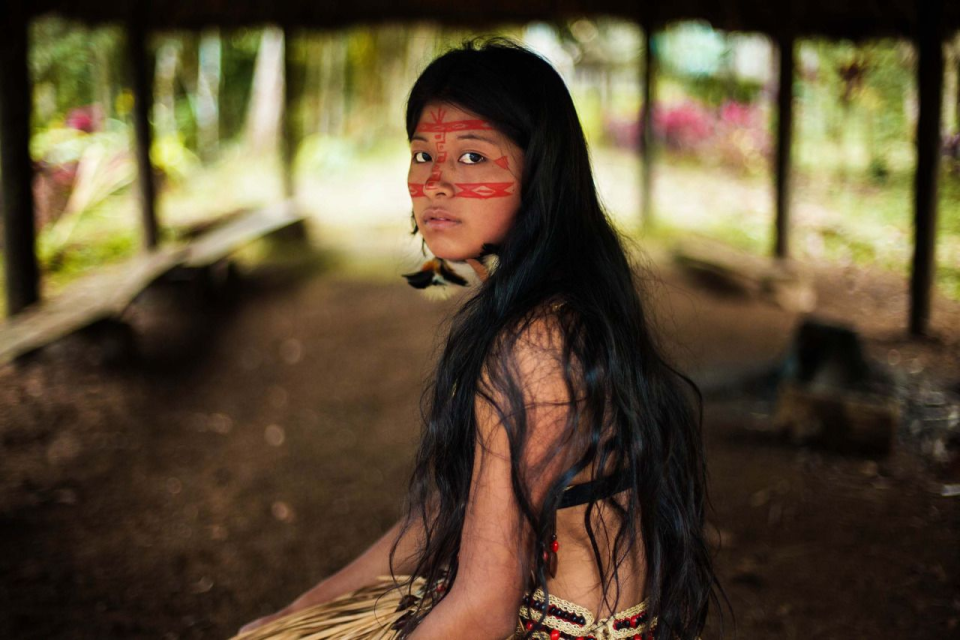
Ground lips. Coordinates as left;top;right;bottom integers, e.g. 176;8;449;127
422;207;461;230
423;207;460;223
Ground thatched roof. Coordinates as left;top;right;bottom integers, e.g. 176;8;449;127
26;0;960;40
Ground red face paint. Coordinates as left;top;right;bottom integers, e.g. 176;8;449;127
407;102;524;262
423;109;448;193
415;116;495;134
407;181;517;199
408;108;517;200
453;182;515;199
409;183;426;198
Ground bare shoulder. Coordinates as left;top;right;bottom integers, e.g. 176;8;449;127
476;298;576;428
474;298;583;500
506;296;572;360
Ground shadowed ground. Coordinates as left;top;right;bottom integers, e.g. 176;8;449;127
0;244;957;639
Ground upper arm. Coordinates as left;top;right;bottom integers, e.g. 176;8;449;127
448;314;581;623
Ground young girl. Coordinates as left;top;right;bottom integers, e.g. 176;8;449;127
236;38;722;640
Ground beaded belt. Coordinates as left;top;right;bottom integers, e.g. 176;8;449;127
514;587;657;640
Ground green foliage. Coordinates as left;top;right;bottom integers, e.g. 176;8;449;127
797;39;915;178
658;23;765;107
296;134;359;176
867;156;891;184
6;19;959;313
31;119;128;166
219;30;260;140
39;218;138;284
30;17;124;128
152;133;201;184
685;74;764;108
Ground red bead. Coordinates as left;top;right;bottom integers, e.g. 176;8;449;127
525;621;534;631
543;550;550;561
630;615;639;627
550;539;560;553
550;630;560;640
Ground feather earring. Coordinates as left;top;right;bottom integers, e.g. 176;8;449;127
478;252;500;277
401;258;469;301
476;242;500;278
401;241;501;301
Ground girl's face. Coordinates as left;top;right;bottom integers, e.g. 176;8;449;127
408;101;524;261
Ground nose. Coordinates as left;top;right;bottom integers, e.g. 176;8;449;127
423;155;454;198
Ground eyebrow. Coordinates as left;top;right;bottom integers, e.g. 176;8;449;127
455;133;497;143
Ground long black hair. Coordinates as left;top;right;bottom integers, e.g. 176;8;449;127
389;37;727;639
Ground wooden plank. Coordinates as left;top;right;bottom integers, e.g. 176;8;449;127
0;201;304;364
183;201;305;268
672;235;815;311
0;4;40;316
910;0;945;337
774;31;795;259
0;246;186;365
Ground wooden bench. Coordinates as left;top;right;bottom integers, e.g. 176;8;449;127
671;235;816;312
183;200;305;269
0;201;306;365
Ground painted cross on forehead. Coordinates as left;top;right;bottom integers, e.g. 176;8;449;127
409;107;516;199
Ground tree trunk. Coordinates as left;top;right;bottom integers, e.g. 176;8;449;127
245;27;284;154
197;28;221;162
154;39;180;141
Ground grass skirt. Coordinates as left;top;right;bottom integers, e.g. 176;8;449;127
230;574;433;640
230;573;660;640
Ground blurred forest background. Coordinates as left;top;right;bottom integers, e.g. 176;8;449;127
3;16;960;314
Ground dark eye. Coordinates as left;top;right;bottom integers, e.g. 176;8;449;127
460;152;485;165
413;151;431;163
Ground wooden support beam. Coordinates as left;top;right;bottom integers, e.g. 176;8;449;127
910;0;945;337
640;18;658;231
0;4;40;316
128;16;160;249
955;36;960;134
281;27;297;200
774;31;795;260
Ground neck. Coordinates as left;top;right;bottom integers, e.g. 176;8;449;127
464;258;489;282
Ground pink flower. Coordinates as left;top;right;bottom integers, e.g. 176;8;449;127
65;105;104;133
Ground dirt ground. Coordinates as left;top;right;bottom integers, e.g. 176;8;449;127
1;242;958;640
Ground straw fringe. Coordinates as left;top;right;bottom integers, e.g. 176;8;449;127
231;575;429;640
230;573;667;640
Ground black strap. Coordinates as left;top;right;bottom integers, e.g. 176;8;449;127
558;472;633;509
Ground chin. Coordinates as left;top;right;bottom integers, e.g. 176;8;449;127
423;238;477;262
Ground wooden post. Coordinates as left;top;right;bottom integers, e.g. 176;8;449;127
281;26;297;200
640;17;657;231
774;31;795;260
128;16;159;249
0;4;40;316
955;37;960;134
910;1;945;337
